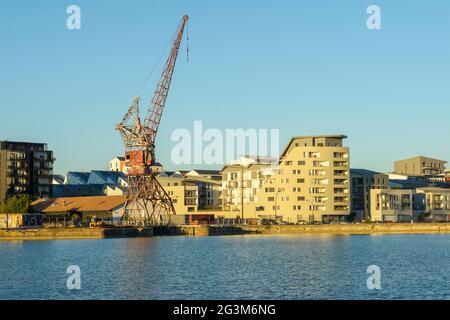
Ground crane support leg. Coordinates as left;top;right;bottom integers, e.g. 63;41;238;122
122;174;176;226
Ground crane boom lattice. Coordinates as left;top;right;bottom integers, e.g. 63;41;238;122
116;15;189;225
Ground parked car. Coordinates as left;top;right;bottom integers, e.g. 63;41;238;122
310;221;322;225
297;220;308;225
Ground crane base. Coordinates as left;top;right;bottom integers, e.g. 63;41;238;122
122;173;176;226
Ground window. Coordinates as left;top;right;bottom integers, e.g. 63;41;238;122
297;196;305;201
298;161;306;166
268;197;275;201
297;178;305;183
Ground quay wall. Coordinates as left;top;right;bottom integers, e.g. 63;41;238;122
1;224;450;240
155;223;450;236
210;223;450;236
0;227;153;240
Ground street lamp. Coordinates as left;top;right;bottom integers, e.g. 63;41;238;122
240;164;244;221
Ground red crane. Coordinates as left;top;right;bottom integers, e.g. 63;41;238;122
116;15;189;225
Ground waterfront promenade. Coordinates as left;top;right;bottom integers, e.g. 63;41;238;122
1;223;450;240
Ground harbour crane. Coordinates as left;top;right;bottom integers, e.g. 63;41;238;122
116;15;189;225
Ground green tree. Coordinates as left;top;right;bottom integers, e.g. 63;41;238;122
2;195;30;213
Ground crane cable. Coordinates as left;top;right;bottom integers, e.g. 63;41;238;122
135;18;188;103
186;20;189;63
134;24;180;98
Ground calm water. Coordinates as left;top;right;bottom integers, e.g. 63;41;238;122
0;234;449;300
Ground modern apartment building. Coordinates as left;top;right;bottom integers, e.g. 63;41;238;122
157;174;199;214
184;174;222;210
221;135;351;223
416;187;450;222
394;156;447;176
370;188;414;222
350;169;389;221
156;170;222;214
221;162;278;215
0;141;54;204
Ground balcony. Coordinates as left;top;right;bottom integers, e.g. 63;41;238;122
334;179;348;186
333;152;348;159
333;161;348;168
309;170;326;176
334;197;348;203
312;179;329;185
312;161;330;167
334;170;347;176
334;188;348;194
310;188;326;194
314;196;328;203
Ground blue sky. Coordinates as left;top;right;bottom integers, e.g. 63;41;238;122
1;0;449;174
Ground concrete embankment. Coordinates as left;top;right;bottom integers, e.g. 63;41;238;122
213;223;450;236
1;224;450;240
164;223;450;236
0;227;153;240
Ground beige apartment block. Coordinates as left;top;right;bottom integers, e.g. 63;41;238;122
370;189;414;222
181;170;222;210
221;135;351;223
416;187;450;222
157;171;222;214
221;162;278;217
157;175;198;214
394;156;447;176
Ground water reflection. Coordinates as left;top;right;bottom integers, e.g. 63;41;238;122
0;234;449;299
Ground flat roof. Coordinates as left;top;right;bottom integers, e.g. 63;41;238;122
416;187;450;192
220;163;273;173
395;156;447;164
289;135;347;140
280;135;347;159
350;168;384;175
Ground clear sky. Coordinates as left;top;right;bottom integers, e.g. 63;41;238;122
1;0;449;175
